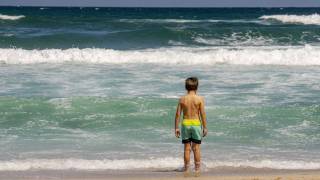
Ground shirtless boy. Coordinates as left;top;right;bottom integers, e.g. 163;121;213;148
175;77;208;176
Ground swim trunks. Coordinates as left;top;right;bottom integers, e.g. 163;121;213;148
181;119;202;144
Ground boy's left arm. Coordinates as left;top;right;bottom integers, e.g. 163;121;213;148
200;97;208;137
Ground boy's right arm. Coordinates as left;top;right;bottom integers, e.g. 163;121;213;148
174;99;182;138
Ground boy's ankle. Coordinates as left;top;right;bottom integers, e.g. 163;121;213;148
195;162;201;171
184;164;190;171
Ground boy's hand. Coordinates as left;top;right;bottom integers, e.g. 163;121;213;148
203;128;208;137
175;129;180;138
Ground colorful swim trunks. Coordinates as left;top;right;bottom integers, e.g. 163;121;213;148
181;119;202;144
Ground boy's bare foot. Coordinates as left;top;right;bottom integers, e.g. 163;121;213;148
184;171;191;177
194;169;201;177
183;164;190;177
194;161;201;177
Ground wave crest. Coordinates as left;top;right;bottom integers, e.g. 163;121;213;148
118;18;266;24
260;14;320;25
0;14;25;20
194;32;275;46
0;46;320;65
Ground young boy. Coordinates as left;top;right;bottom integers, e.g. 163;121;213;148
175;77;208;176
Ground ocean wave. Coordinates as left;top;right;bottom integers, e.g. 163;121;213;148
168;40;185;46
0;158;320;171
194;32;275;46
260;14;320;25
0;46;320;65
0;14;25;20
275;120;319;140
118;18;266;24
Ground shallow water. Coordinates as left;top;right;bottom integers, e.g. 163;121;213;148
1;64;320;170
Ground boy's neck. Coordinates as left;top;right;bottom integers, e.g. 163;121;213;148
187;90;197;95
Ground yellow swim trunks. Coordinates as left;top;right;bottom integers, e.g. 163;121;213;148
181;119;202;144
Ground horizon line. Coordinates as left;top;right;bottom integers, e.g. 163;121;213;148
1;5;320;8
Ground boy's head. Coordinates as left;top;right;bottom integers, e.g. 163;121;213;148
185;77;198;91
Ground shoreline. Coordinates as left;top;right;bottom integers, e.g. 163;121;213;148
1;167;320;180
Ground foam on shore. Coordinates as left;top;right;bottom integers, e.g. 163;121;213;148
1;158;320;171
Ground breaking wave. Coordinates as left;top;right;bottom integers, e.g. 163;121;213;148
118;18;266;24
260;14;320;25
194;32;275;46
0;14;25;20
0;46;320;65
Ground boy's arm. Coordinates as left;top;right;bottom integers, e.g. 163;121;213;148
200;97;208;137
174;99;182;138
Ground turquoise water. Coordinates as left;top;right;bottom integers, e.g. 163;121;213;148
1;64;320;170
0;7;320;170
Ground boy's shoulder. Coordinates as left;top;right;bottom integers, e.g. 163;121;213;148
179;95;204;102
198;95;205;101
195;95;205;102
178;95;185;102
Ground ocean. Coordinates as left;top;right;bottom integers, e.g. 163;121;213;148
0;7;320;171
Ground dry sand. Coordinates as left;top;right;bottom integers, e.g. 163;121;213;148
1;168;320;180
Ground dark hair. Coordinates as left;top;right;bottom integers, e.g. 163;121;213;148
185;77;198;91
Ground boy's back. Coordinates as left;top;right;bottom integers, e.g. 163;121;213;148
179;94;204;120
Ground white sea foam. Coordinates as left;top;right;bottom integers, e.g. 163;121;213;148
168;40;185;46
206;160;320;170
276;120;318;139
2;33;14;37
119;19;220;23
0;158;181;171
260;14;320;25
48;98;73;110
0;14;25;20
0;46;320;65
119;19;265;24
194;32;275;46
0;158;320;171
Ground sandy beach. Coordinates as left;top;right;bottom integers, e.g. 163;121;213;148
1;168;320;180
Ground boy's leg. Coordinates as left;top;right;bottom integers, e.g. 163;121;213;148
184;142;191;171
192;143;201;171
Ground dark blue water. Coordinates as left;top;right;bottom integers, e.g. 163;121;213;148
1;7;320;49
